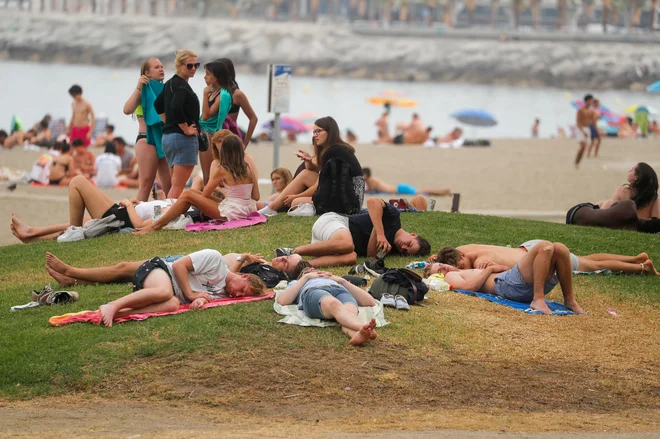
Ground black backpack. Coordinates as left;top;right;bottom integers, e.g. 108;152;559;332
368;268;428;305
239;262;288;288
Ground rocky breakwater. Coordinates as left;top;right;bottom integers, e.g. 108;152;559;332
0;11;657;90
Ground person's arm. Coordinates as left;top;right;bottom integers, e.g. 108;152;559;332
66;156;78;178
366;198;393;255
67;103;74;135
248;163;260;202
276;273;312;305
170;88;196;135
370;176;397;194
330;276;376;307
576;111;587;136
446;267;496;291
118;199;147;229
228;253;266;273
201;87;219;121
202;163;225;198
124;76;148;115
171;256;212;304
282;180;318;206
87;102;96;140
234;90;257;148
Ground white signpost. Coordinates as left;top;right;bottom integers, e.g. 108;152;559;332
267;64;292;169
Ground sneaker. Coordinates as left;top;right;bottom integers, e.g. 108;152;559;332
364;258;386;274
380;293;396;308
287;203;316;217
163;215;193;230
57;226;85;243
274;248;295;257
395;295;411;311
258;206;278;217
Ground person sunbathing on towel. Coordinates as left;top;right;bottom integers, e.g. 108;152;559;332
91;249;265;326
362;167;452;211
44;251;309;288
427;240;658;276
276;267;378;346
434;241;585;315
273;198;431;267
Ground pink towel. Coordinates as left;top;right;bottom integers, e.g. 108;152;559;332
49;291;275;326
222;117;243;139
185;211;267;232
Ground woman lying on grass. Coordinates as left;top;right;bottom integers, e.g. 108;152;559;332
276;267;378;346
95;249;266;327
135;133;259;234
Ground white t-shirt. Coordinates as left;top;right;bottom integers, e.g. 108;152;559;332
94;153;122;188
134;199;175;221
166;250;229;304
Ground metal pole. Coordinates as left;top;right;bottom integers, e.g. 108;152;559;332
272;113;281;169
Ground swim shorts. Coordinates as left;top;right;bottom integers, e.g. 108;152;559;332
311;212;349;243
494;264;558;303
70;125;91;147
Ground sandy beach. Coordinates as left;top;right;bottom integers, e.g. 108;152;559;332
2;137;659;247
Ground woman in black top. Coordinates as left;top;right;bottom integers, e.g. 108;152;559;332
154;49;201;198
218;58;258;148
258;116;364;216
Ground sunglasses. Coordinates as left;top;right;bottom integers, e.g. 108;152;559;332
186;63;201;70
312;129;324;135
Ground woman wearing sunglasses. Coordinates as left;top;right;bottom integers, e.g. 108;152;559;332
155;49;201;198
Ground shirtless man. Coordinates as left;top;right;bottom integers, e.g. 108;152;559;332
587;99;602;158
531;118;540;138
375;111;391;144
94;124;115;147
72;139;96;178
67;84;96;147
428;240;658;276
362;167;452;209
393;113;429;145
434;241;585;315
44;251;309;288
575;94;593;168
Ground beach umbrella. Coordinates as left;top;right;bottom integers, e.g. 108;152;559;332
647;81;660;93
367;96;418;108
624;105;659;115
450;109;498;127
263;116;309;133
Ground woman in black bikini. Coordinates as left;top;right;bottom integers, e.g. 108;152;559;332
123;57;171;201
218;58;258;148
598;162;659;219
48;142;77;186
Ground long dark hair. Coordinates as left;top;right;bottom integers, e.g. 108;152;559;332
217;58;238;90
629;162;658;209
204;61;232;93
220;134;249;182
313;116;354;166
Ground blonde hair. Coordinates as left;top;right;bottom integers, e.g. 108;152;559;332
271;167;293;191
174;49;197;68
211;129;234;162
246;274;267;297
140;58;156;76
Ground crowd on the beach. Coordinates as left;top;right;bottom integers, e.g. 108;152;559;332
5;51;660;343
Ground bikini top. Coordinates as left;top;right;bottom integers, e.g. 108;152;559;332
135;105;144;118
229;86;240;114
208;90;219;108
54;158;69;172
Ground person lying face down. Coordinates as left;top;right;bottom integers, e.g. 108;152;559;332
429;241;585;315
426;240;657;276
273;198;431;268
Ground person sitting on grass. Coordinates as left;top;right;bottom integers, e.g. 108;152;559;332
274;198;431;267
135;133;258;234
598;162;659;220
434;241;585;315
72;138;96;179
96;249;266;327
44;251;309;287
566;199;660;234
256;167;293;210
427;240;658;276
276;267;378;346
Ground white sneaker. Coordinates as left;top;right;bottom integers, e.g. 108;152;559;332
395;295;411;311
163;215;193;230
57;226;85;243
287;203;316;217
380;293;396;308
258;206;278;217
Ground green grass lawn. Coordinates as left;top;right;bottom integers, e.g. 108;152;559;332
1;212;658;400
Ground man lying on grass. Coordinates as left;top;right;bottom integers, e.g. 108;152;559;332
45;252;308;288
428;239;658;276
276;267;378;346
429;241;585;315
274;198;431;267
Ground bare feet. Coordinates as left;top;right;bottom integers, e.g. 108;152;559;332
564;299;585;314
99;304;116;327
643;259;659;276
45;252;70;276
45;265;75;287
636;253;649;263
530;298;553;315
349;318;377;346
10;214;33;243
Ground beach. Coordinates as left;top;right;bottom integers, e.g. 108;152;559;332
3;137;658;247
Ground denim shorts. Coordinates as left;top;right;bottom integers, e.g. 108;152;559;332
301;285;358;320
494;264;558;303
162;132;199;167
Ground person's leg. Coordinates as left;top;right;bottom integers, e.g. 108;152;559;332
580;252;647;263
514;240;554;314
11;214;93;243
199;148;214;186
148;190;220;231
319;298;377;345
410;195;427;211
575;141;586;168
99;269;177;326
45;252;144;284
135;139;159;201
550;243;584;313
594;137;601;156
587;138;595;157
290;196;313;207
419;188;452;196
168;165;195;199
577;257;658;275
295;229;354;257
573;200;638;230
264;170;318;211
68;175;116;225
190;175;204;192
157;158;172;196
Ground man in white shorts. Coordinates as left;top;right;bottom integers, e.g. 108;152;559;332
575;94;593;168
274;198;431;267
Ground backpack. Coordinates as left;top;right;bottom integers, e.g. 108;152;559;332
368;268;428;305
240;262;288;288
312;156;364;215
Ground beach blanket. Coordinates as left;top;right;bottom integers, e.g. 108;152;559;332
453;289;576;315
185;211;266;232
273;290;389;327
49;292;274;326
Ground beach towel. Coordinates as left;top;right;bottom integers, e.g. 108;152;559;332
273;290;389;328
185;211;266;232
142;79;165;159
573;269;618;275
200;88;232;133
222;116;243;139
49;292;275;326
453;289;577;315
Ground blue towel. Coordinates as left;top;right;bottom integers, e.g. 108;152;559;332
453;289;577;315
199;88;232;134
141;79;165;159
